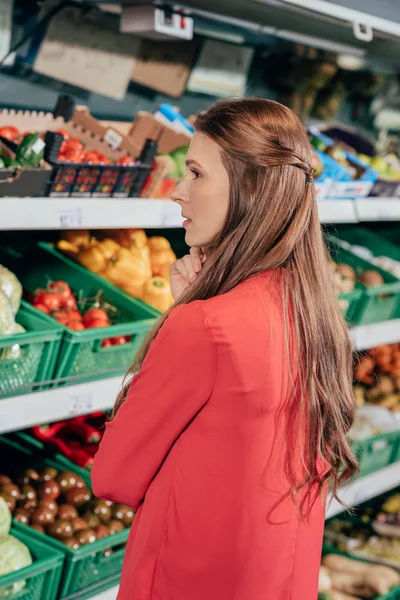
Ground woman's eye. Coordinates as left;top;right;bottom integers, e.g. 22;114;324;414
190;168;201;180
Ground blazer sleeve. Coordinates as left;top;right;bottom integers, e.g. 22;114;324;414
91;302;216;510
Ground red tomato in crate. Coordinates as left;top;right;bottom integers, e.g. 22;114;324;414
68;321;85;331
52;311;70;325
84;319;110;329
56;129;70;140
98;156;110;166
0;126;20;141
33;292;61;312
101;339;113;348
34;304;49;314
83;308;109;323
65;138;84;152
118;155;135;166
48;280;72;300
83;151;101;164
65;309;82;322
64;151;84;164
110;336;127;345
61;295;78;310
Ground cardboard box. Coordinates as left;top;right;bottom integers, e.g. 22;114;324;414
131;39;199;97
128;111;191;154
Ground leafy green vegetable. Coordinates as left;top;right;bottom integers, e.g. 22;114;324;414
0;265;22;315
16;134;45;168
0;498;11;539
0;535;32;597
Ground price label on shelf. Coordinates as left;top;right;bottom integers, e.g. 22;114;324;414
57;207;83;228
68;393;94;416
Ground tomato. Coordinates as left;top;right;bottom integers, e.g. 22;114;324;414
34;303;49;314
84;319;109;329
98;155;110;165
110;336;127;345
67;320;85;331
0;126;20;141
61;295;77;310
65;309;82;322
56;129;70;140
118;155;135;166
33;292;61;312
64;138;84;152
101;339;113;348
83;308;109;323
53;311;70;325
64;150;84;164
48;280;71;300
84;151;101;164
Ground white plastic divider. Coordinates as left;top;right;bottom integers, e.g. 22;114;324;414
326;461;400;519
317;199;358;223
355;198;400;222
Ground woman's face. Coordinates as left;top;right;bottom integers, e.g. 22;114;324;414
171;131;230;248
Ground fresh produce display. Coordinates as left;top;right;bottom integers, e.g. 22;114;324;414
332;235;400;280
30;412;106;469
56;130;134;166
0;265;26;361
354;344;400;412
27;278;131;346
56;229;175;312
0;465;134;549
0;497;32;597
319;552;400;598
0;127;45;169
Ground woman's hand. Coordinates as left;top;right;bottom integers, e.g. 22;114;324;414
170;247;206;301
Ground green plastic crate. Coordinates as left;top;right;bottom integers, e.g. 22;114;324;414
337;285;364;326
0;527;64;600
0;300;63;398
329;236;400;325
0;435;129;600
351;430;400;478
322;544;400;599
0;242;159;385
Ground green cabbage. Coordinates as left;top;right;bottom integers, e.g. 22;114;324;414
0;535;32;597
0;266;22;315
0;498;10;539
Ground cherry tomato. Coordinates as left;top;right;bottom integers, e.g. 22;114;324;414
101;339;113;348
48;280;71;300
83;308;109;323
84;319;110;329
53;311;70;325
33;292;61;312
64;150;84;164
34;303;49;314
0;126;20;141
98;156;110;166
65;309;82;322
56;129;70;140
118;155;135;166
65;138;84;152
110;336;127;345
67;320;85;331
83;151;101;164
61;295;77;310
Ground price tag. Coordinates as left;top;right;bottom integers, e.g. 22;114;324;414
68;393;94;416
104;128;123;150
58;207;83;228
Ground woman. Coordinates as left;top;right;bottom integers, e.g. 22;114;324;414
92;98;357;600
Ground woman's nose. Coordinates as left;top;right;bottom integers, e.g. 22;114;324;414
171;180;188;204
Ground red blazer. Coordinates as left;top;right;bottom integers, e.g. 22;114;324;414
92;272;325;600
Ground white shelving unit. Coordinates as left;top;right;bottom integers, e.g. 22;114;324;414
0;198;400;230
0;198;182;230
326;462;400;519
349;318;400;351
92;586;119;600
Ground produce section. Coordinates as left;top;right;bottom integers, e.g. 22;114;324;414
0;1;400;599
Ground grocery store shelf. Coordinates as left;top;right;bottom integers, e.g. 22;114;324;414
349;319;400;351
317;199;358;223
326;461;400;519
0;198;182;230
0;377;123;434
1;197;400;229
355;198;400;221
92;586;119;600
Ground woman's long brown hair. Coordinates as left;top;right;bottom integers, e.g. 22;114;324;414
112;98;358;504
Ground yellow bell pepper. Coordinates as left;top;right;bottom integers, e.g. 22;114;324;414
61;230;91;249
113;229;148;250
150;247;176;277
148;236;172;252
103;248;152;298
78;245;108;274
141;277;174;312
56;240;80;259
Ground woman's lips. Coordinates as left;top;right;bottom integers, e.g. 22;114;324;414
182;218;192;228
